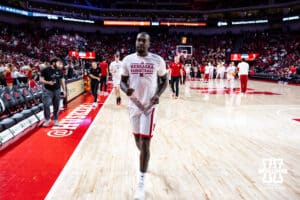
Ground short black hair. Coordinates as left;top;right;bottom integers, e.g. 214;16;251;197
115;51;120;57
137;32;150;41
50;57;62;64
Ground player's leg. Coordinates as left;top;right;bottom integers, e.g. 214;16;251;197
171;76;176;97
91;80;97;104
139;137;151;172
244;75;248;93
116;85;121;105
130;109;141;150
134;108;155;200
175;76;180;98
240;75;246;93
231;78;235;90
104;76;107;93
52;89;61;126
99;76;104;94
42;89;53;126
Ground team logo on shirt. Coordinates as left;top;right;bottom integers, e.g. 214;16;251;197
130;62;154;77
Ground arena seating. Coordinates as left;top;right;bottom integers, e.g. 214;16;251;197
0;84;46;149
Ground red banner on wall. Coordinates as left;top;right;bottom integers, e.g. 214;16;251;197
69;51;95;59
230;53;259;61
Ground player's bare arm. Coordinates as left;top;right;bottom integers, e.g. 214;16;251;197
120;75;134;96
151;74;168;105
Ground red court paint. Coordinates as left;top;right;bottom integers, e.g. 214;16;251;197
190;87;281;95
293;119;300;123
0;90;111;200
249;79;300;86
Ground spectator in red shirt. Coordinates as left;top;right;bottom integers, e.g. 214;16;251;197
169;56;183;99
290;65;296;75
199;64;205;81
3;63;14;89
99;59;109;95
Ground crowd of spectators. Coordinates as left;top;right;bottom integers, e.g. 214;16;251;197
0;23;299;88
240;32;300;82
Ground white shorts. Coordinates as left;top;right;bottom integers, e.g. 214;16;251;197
112;78;121;87
129;106;157;138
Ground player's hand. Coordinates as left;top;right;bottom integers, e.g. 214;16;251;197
126;88;134;96
150;95;159;105
63;90;67;98
48;81;55;85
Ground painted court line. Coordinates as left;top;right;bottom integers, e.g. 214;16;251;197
45;92;113;200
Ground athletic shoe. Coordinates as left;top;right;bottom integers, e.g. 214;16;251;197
93;102;98;107
54;120;59;126
134;181;145;200
116;97;121;105
43;119;51;127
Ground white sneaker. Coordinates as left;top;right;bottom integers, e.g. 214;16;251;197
43;119;51;127
93;102;98;107
54;120;59;126
134;181;145;200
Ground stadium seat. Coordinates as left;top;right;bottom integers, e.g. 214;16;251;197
0;95;5;114
0;87;16;116
30;84;43;105
11;113;25;124
0;124;4;132
19;86;36;108
0;118;15;129
10;87;26;111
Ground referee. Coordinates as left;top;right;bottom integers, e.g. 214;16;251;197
40;57;66;127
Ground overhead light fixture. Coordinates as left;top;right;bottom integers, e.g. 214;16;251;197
217;21;228;27
282;16;299;21
63;17;94;24
232;19;268;25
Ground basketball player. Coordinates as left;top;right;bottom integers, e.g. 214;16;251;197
204;62;210;83
89;61;101;107
216;61;225;79
99;58;109;95
208;62;215;80
109;52;122;105
237;58;249;95
226;62;236;91
120;32;168;200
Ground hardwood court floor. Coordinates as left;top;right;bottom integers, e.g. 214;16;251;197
45;80;300;200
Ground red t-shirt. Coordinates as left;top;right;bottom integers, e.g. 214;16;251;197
29;79;37;88
100;61;108;76
5;71;14;84
199;65;205;73
290;67;296;74
170;62;182;77
27;70;32;79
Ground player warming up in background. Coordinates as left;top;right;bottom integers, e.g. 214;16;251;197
237;58;249;95
120;32;168;200
109;52;123;105
226;62;236;91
